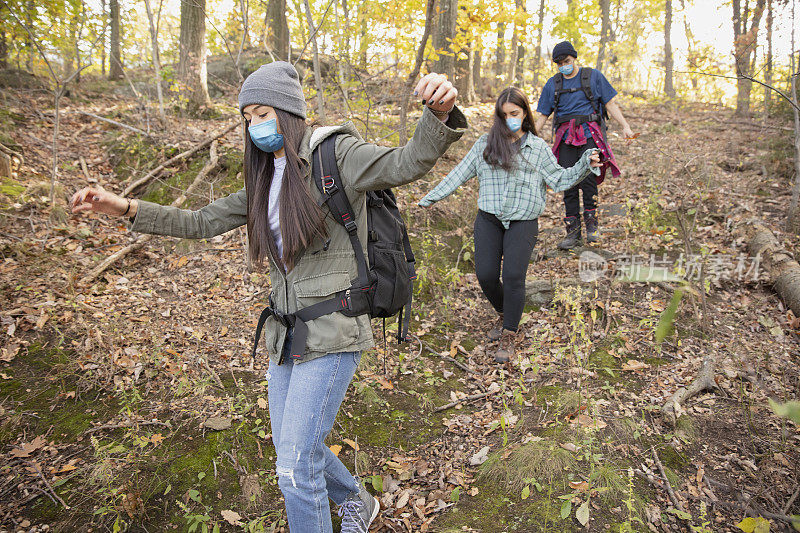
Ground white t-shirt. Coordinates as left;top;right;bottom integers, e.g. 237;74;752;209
268;156;286;259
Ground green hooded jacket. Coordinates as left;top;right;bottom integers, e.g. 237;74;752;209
130;107;467;364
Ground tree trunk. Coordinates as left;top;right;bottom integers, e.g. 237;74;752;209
788;4;800;229
732;0;766;116
512;0;525;86
25;1;33;72
465;46;477;103
596;0;611;71
495;24;505;89
473;49;482;97
143;0;167;126
664;0;675;98
399;0;436;144
266;0;289;61
303;0;326;122
0;5;7;69
764;0;773;114
100;0;106;75
532;0;545;92
432;0;458;79
179;0;211;110
109;0;123;80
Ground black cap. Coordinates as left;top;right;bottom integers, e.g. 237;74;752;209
552;41;578;62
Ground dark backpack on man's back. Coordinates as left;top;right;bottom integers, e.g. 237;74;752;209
552;67;609;136
251;134;416;363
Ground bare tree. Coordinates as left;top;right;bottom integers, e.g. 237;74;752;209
432;0;458;79
2;0;97;206
303;0;327;122
143;0;167;126
109;0;123;80
100;0;106;75
732;0;766;115
597;0;611;71
264;0;290;60
764;0;773;114
664;0;675;97
532;0;545;91
179;0;211;110
787;1;800;229
236;0;250;69
399;0;436;144
495;23;505;89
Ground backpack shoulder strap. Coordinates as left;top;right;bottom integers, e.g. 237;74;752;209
312;134;371;288
579;67;600;115
553;73;564;111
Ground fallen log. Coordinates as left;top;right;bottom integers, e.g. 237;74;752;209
661;356;717;426
122;121;238;197
745;218;800;317
81;141;222;285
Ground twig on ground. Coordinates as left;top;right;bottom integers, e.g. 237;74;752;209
84;420;170;435
77;111;150;137
652;447;686;513
434;389;499;413
28;461;69;509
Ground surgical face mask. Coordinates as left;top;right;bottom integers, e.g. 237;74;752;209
248;118;284;152
558;63;574;76
506;117;523;133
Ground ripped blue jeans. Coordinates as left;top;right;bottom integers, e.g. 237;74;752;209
266;347;361;532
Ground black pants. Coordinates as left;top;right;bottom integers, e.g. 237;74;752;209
557;137;598;218
473;210;538;332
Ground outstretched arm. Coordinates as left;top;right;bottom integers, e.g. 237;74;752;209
71;186;247;239
418;139;481;206
605;99;634;139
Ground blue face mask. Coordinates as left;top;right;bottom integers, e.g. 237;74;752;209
558;64;574;76
248;118;284;152
506;117;523;133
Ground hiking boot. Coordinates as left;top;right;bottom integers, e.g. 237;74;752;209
487;314;504;342
494;329;517;363
558;216;582;250
584;209;600;244
339;480;380;533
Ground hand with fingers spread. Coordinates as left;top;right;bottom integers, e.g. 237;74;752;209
588;149;602;168
70;186;137;218
413;73;458;121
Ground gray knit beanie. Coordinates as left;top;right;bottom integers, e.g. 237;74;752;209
238;61;307;119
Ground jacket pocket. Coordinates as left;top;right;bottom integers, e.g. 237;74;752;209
293;271;359;353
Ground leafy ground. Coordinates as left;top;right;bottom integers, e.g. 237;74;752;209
1;75;799;533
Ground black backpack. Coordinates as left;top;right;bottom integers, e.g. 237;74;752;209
251;134;416;363
552;67;609;135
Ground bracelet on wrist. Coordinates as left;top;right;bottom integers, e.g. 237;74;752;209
122;198;131;217
428;106;453;118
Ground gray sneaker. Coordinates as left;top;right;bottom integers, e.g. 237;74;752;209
338;481;379;532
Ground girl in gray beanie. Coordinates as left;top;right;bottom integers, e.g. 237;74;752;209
71;62;466;533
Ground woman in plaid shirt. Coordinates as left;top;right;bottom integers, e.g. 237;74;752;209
419;87;601;362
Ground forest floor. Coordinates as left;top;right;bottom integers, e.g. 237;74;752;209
0;76;799;533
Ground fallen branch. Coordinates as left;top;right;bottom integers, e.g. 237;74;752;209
122;121;237;196
77;111;150;137
28;460;69;509
434;389;499;413
0;141;24;166
84;420;170;435
652;447;686;513
81;141;222;285
745;218;800;316
412;334;478;376
661;356;717;426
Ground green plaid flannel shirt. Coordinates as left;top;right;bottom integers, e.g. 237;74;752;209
419;133;599;227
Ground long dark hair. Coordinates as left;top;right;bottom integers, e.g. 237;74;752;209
483;87;537;171
243;108;327;272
